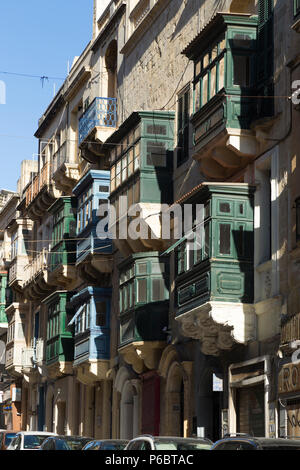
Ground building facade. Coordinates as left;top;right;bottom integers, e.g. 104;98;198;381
1;0;300;440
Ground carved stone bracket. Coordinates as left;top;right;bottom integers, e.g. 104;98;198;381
176;301;256;356
75;359;110;385
119;341;166;374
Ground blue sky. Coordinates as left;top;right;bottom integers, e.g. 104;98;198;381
0;0;93;191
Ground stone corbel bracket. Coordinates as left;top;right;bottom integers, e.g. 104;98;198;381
176;301;256;356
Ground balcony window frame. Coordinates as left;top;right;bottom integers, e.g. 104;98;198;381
296;198;300;242
193;35;226;114
77;187;93;235
177;88;190;167
119;257;169;314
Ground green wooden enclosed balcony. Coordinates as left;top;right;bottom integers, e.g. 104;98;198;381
105;111;174;257
165;183;256;356
43;291;73;378
48;197;77;289
118;252;169;373
182;13;262;180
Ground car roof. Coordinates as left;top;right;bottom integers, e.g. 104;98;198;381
133;436;212;443
16;431;57;435
214;437;300;446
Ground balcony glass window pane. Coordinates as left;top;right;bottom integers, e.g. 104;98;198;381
134;143;140;171
218;56;225;91
211;44;218;61
237;224;244;256
195;60;201;76
151;262;165;274
128;186;133;208
195;81;201;112
233;56;250;87
177;243;186;275
128;282;133;308
128;148;134;176
203;53;209;69
204;223;210;259
122;155;127;183
202;73;208;106
133;180;140;203
210;65;217;99
136;262;147;275
219;36;226;52
152;278;165;301
95;301;106;325
137;278;147;303
146;141;167;167
219;223;231;255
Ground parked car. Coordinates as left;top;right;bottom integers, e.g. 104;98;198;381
0;430;18;450
6;431;57;450
39;435;94;450
211;434;300;450
82;439;129;450
125;436;212;450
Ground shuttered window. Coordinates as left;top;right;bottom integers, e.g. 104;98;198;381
177;90;190;166
257;0;274;116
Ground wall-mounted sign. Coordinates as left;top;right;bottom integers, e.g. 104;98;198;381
279;362;300;395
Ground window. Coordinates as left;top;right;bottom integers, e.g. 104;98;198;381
177;90;190;166
47;301;60;340
296;198;300;242
295;0;300;15
219;223;231;255
119;258;168;313
146;141;167;166
95;301;106;327
11;232;18;260
77;187;93;233
194;35;226;114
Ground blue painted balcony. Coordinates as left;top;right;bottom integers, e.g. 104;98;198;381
73;170;113;285
69;287;111;384
78;97;117;165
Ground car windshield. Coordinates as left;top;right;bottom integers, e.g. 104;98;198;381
154;440;211;450
23;435;49;449
4;433;17;446
64;439;92;450
101;443;128;450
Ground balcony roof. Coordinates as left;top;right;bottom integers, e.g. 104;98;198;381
72;169;110;196
182;12;258;60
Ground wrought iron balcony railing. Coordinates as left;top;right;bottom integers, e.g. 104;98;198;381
25;162;51;207
281;312;300;344
78;97;117;144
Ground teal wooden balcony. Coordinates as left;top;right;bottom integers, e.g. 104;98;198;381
118;252;169;373
48;197;77;289
165;183;256;356
182;13;263;180
43;291;73;378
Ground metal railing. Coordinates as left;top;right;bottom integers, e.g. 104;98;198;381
25;162;51;207
52;142;68;174
23;248;49;285
282;312;300;344
78;97;117;144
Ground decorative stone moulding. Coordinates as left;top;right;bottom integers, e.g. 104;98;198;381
176;301;256;356
46;361;73;379
75;360;110;385
118;341;166;374
52;163;80;194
